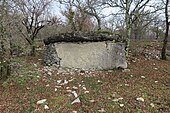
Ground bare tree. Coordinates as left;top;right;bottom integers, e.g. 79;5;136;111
12;0;53;56
161;0;169;60
102;0;156;55
0;0;11;79
60;0;103;31
76;0;102;31
61;0;77;32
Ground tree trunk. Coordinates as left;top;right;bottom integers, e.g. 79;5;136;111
30;40;36;56
96;16;101;31
161;0;169;60
125;0;131;57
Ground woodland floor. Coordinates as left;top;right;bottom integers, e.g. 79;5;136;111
0;40;170;113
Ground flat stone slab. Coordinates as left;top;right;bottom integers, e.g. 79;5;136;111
44;41;127;70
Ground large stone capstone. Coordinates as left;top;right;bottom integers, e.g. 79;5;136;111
43;32;127;70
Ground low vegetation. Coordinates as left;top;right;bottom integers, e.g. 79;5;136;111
0;41;169;113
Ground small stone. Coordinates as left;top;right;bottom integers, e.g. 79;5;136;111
130;75;133;77
46;84;49;87
112;99;119;102
112;97;123;102
66;87;70;89
122;69;130;72
89;100;95;103
55;86;62;88
44;105;49;110
108;70;113;72
84;91;90;94
150;103;155;107
141;76;145;78
136;97;144;102
82;86;86;90
155;81;158;83
72;86;78;90
68;78;75;82
119;104;124;107
66;90;72;93
72;111;77;113
57;80;62;84
26;87;30;90
125;84;129;86
72;91;78;98
154;68;158;70
55;88;57;91
60;80;68;85
97;80;102;83
71;98;81;104
37;99;47;104
98;108;106;112
47;72;52;76
34;64;37;67
118;97;123;100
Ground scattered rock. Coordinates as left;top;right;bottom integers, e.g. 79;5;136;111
71;98;81;104
54;88;58;91
46;84;50;87
71;91;78;98
60;80;68;85
89;100;95;103
37;99;47;105
68;78;75;82
57;80;62;84
155;81;158;83
55;86;62;88
72;111;78;113
66;90;72;93
97;80;102;83
119;104;124;107
82;86;87;90
125;84;129;86
66;87;70;89
141;76;145;78
112;97;123;102
26;87;30;90
150;103;155;107
154;68;158;70
34;64;37;67
72;86;78;90
84;91;90;94
44;105;49;110
98;108;106;112
47;71;52;76
122;69;130;72
136;97;144;102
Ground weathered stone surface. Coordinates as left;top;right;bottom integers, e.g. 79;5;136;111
44;41;127;70
43;32;115;45
43;32;127;70
43;44;61;67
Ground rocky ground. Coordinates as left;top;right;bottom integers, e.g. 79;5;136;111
0;40;170;113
